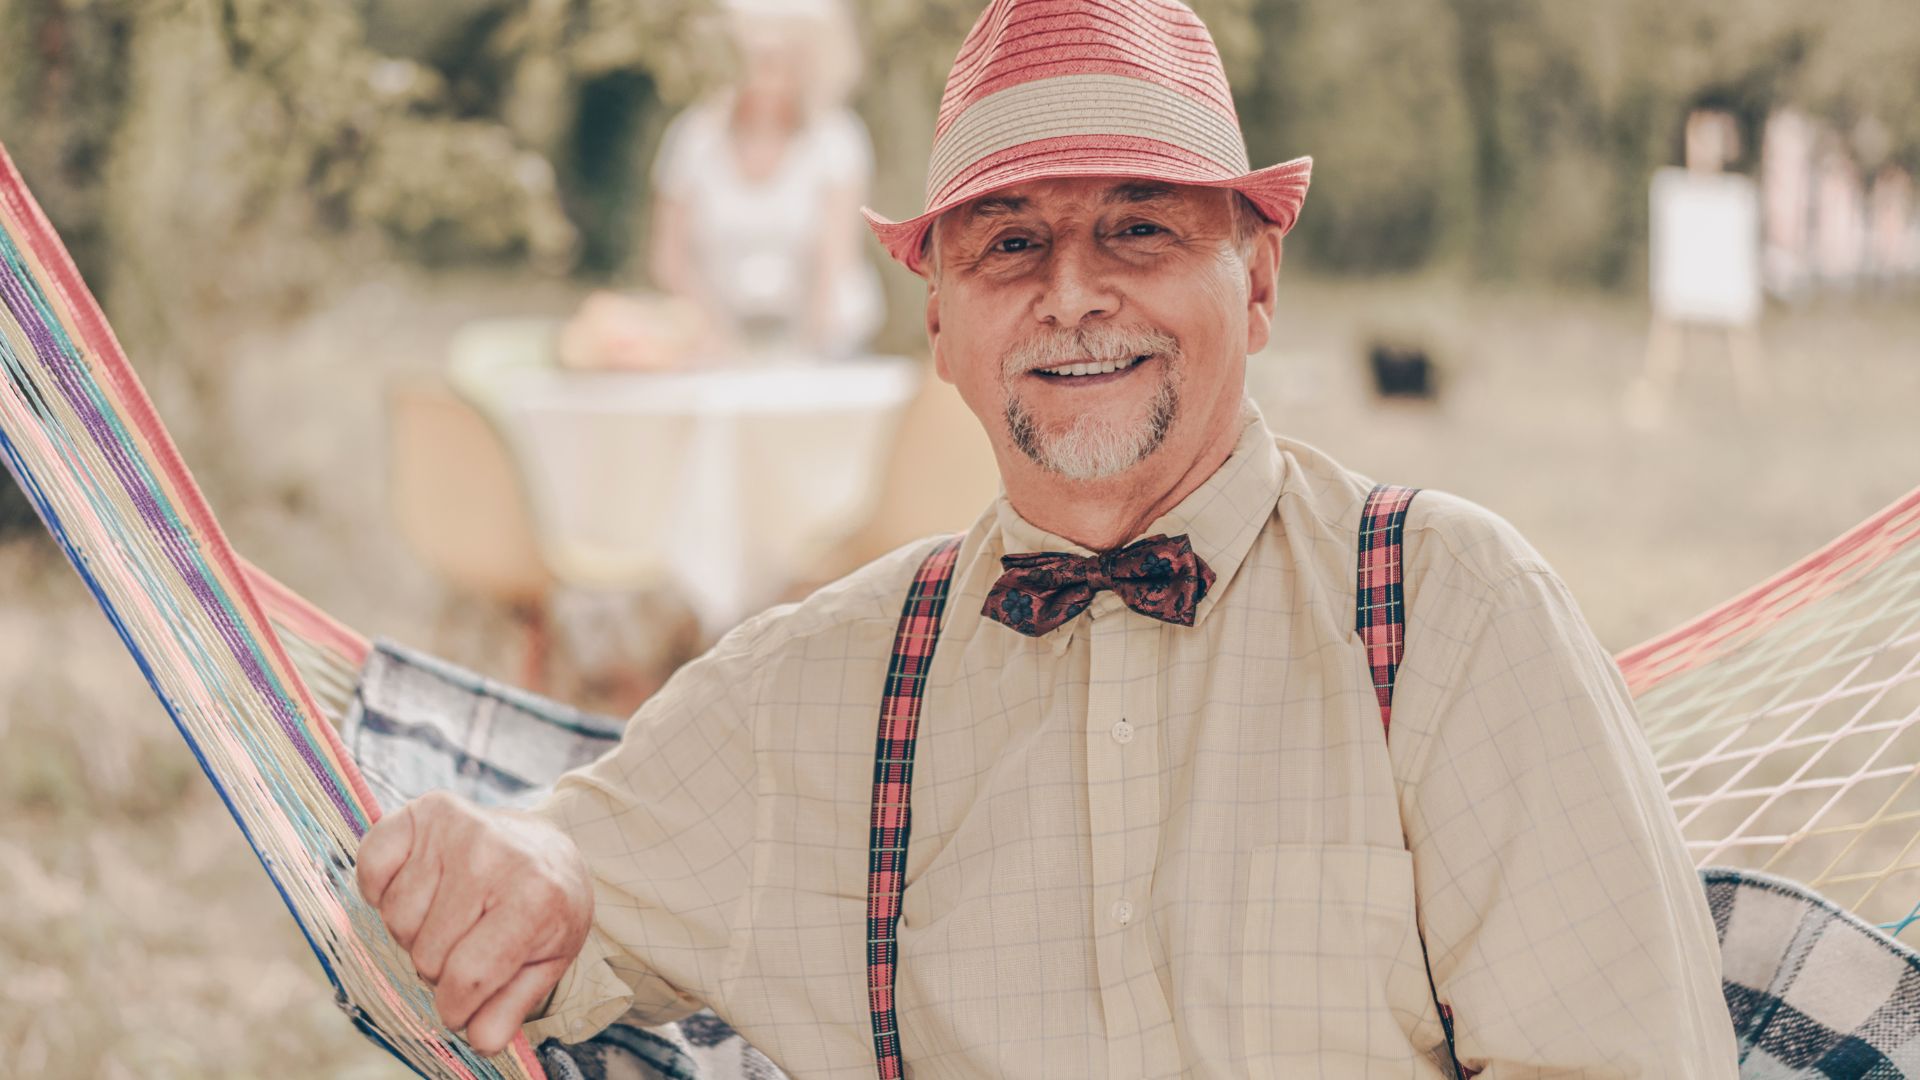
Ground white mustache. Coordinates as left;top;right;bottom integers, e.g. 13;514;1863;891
1003;325;1179;377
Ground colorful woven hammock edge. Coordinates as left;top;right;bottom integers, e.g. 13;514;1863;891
0;144;546;1080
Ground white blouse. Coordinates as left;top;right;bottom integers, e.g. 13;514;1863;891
653;100;885;356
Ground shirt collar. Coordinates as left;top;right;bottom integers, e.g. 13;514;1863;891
990;400;1285;630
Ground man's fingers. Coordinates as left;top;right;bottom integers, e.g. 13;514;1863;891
464;957;569;1058
433;904;544;1034
377;844;443;952
354;802;417;909
409;882;487;985
353;794;591;1055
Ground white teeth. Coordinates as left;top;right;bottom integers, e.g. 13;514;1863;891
1038;354;1147;377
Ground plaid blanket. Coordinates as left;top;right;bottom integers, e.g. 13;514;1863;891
343;642;626;810
347;640;1920;1079
344;640;776;1079
1707;867;1920;1077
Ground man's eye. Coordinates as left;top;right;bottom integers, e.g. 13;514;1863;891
994;236;1034;254
1123;223;1164;237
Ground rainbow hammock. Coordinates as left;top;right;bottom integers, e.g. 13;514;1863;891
0;150;547;1076
4;141;1920;1077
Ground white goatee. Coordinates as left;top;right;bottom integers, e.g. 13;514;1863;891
1001;324;1181;481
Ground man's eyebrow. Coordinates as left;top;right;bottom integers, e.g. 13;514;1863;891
1102;182;1178;206
965;195;1027;219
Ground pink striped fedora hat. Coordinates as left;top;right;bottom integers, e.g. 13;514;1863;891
863;0;1311;274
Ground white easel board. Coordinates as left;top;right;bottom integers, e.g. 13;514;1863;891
1650;168;1762;326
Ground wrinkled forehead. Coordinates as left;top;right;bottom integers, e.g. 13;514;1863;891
934;177;1232;238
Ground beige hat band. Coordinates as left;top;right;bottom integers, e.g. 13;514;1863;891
926;73;1251;205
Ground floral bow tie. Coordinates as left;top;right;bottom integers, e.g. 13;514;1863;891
983;534;1216;637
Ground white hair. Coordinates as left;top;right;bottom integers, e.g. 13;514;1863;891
722;0;862;115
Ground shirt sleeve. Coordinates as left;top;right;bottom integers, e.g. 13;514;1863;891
520;621;764;1046
1401;567;1739;1077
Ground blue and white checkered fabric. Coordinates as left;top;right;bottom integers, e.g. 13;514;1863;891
344;640;776;1080
1707;867;1920;1078
341;640;625;811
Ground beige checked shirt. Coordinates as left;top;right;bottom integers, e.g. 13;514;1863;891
525;406;1739;1077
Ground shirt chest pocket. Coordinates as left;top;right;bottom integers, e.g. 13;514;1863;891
1242;843;1441;1077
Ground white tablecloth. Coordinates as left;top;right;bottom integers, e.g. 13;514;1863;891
448;318;920;635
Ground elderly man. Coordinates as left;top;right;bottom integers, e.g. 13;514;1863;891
357;0;1739;1075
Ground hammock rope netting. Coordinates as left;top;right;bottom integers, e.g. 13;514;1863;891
1619;488;1920;937
3;144;1918;1079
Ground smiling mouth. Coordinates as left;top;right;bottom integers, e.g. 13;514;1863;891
1032;354;1152;379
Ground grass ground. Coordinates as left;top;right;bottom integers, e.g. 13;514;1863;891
0;274;1914;1076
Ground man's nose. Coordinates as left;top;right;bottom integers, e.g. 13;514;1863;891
1033;235;1119;327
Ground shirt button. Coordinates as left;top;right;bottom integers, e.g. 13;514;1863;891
1110;719;1134;744
1110;899;1135;926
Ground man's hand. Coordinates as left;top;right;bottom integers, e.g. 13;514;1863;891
355;790;594;1056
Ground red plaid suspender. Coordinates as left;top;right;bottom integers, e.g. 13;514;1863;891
1356;484;1477;1080
868;537;962;1079
1357;483;1419;735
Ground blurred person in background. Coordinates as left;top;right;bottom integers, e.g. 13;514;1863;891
1868;164;1916;286
560;0;883;369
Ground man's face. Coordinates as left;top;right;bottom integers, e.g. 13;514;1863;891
924;177;1278;487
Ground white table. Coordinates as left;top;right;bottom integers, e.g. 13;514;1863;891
448;318;920;635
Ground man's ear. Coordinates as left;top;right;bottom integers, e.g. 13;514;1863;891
926;279;956;384
1244;227;1283;356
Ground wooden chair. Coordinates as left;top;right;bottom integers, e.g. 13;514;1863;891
385;376;553;690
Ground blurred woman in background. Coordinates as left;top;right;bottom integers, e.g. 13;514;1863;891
563;0;881;367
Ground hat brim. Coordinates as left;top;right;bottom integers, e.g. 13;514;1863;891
863;145;1311;276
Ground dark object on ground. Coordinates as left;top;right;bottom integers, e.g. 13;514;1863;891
1369;342;1438;399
